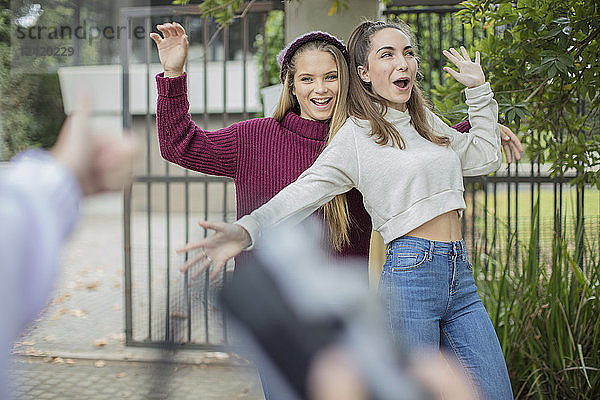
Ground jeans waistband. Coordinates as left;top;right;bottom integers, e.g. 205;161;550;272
387;236;467;256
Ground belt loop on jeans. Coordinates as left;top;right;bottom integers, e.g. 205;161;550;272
428;240;434;261
458;240;466;261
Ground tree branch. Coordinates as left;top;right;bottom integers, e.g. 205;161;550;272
574;26;600;59
524;81;547;103
204;0;258;52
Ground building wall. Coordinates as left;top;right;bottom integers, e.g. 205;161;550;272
58;63;259;214
285;0;379;43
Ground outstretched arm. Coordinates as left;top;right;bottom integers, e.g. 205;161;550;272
150;22;238;178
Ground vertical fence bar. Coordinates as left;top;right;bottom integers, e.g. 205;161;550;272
427;13;433;92
242;13;249;120
164;138;171;341
223;26;229;126
492;179;497;275
222;182;229;343
515;164;519;263
203;18;209;128
203;181;209;342
221;24;230;344
438;13;443;85
483;176;488;261
121;11;134;344
262;12;268;87
144;16;154;341
471;182;476;252
536;132;540;263
182;15;192;344
507;165;512;262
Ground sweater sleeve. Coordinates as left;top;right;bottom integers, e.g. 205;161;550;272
429;82;501;177
451;119;471;133
156;72;237;178
236;123;359;249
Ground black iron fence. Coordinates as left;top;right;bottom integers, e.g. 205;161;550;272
121;2;282;349
122;3;598;350
384;4;598;267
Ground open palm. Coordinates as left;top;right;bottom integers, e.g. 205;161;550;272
442;46;485;89
177;221;251;280
149;22;188;76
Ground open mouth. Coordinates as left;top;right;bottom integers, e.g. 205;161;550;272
394;78;410;89
310;98;332;106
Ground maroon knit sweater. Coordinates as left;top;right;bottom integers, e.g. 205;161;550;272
156;73;372;270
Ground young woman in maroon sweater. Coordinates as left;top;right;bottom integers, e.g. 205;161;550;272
150;23;522;273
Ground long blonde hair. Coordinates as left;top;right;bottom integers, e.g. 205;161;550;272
273;40;353;252
347;20;450;148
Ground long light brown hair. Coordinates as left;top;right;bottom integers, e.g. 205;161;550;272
273;40;353;251
347;20;450;148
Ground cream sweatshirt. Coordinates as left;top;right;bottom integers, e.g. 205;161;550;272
237;82;501;246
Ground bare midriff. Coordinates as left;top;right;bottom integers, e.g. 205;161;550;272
404;210;462;242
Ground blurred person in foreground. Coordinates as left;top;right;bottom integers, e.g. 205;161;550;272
0;98;138;398
221;221;476;400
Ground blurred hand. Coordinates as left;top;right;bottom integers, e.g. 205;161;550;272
307;347;477;400
499;124;523;163
149;22;188;78
307;347;368;400
177;221;251;280
410;352;478;400
442;46;485;89
51;95;138;196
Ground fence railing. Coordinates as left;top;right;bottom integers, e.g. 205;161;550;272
121;2;282;349
384;4;598;268
122;3;598;350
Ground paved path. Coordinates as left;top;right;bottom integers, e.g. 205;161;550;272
9;193;264;399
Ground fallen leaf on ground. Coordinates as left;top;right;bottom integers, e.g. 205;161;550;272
94;360;106;368
204;352;229;360
66;280;84;290
94;339;107;348
86;281;100;290
109;333;125;342
68;309;88;318
53;293;71;304
116;372;128;378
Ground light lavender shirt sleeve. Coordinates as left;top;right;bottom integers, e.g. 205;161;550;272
0;149;81;397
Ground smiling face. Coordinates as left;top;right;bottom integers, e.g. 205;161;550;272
356;28;417;112
292;49;339;122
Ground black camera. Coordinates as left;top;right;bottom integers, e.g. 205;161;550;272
220;220;433;400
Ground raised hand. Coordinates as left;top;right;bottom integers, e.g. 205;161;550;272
149;22;188;78
177;221;252;280
442;46;485;89
499;124;524;163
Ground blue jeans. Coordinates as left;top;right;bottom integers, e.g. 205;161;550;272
378;236;513;400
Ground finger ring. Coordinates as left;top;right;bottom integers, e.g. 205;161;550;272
200;248;213;262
